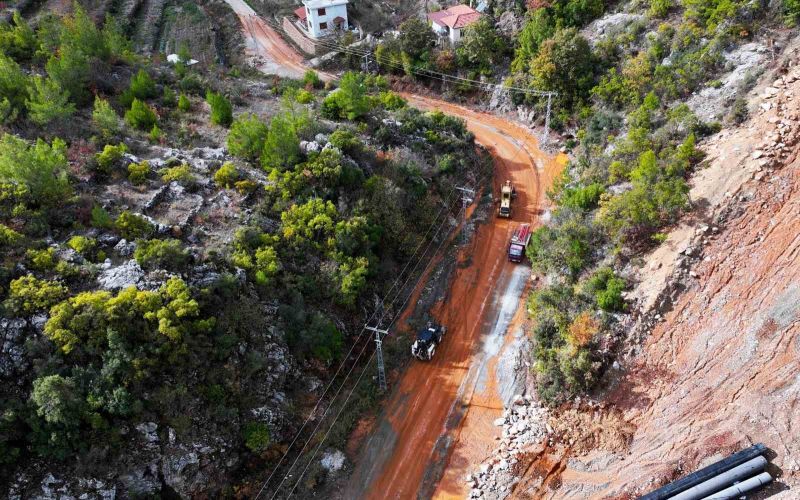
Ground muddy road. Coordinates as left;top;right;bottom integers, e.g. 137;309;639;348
222;0;331;80
343;95;566;500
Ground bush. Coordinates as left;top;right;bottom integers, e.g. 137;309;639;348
585;268;626;312
67;235;96;257
0;53;30;123
214;162;239;188
302;70;323;89
26;247;57;270
115;211;153;239
124;99;157;130
148;124;162;143
243;422;270;453
0;134;70;208
227;114;268;161
125;69;157;105
328;129;363;155
261;114;301;171
127;160;150;185
5;276;67;315
0;12;38;62
0;223;22;246
295;89;314;104
177;94;191;112
134;239;189;271
91;205;114;229
206;91;232;127
92;97;121;139
26;76;75;126
160;163;195;186
321;72;369;121
379;91;406;110
95;143;128;174
162;87;177;108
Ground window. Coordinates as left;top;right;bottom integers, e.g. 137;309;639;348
319;22;328;30
318;8;326;15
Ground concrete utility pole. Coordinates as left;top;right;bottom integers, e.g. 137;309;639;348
541;92;553;146
364;325;389;391
455;186;475;243
362;53;372;74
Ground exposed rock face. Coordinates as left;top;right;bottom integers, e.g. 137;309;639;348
0;318;28;377
97;260;146;291
321;449;347;473
581;13;645;45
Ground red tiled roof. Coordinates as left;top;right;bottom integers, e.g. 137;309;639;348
427;4;481;30
294;6;307;20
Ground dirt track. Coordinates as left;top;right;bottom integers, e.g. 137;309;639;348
343;95;566;500
222;0;330;80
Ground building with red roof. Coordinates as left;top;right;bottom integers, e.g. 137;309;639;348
428;4;482;44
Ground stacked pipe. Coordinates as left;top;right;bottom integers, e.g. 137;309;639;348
640;443;774;500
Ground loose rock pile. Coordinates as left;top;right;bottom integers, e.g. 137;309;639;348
466;395;549;499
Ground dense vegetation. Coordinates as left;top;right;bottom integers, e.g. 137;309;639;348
0;5;483;495
511;0;776;403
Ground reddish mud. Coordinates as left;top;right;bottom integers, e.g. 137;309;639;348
343;94;566;500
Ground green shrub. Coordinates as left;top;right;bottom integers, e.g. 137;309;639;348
148;124;162;143
160;163;195;185
321;72;369;121
0;223;22;246
115;211;153;239
127;160;149;185
124;99;157;130
95;143;128;174
5;276;67;315
328;129;362;155
227;114;268;161
177;94;191;112
261;114;301;171
243;422;270;453
26;247;57;271
134;239;189;271
214;162;239;188
295;89;314;104
0;53;30;123
379;91;406;110
0;11;38;62
302;70;322;89
125;69;157;105
67;236;96;257
162;86;177;108
92;97;121;139
0;134;70;208
206;91;232;127
585;268;626;312
26;76;75;126
91;205;114;229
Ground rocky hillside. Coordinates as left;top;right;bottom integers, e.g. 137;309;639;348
0;5;486;498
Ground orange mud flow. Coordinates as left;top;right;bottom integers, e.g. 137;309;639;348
345;94;567;500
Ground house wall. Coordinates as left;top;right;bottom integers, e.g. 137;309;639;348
450;27;462;43
306;3;348;38
431;20;447;35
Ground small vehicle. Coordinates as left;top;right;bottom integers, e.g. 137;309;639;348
498;180;514;218
508;223;532;263
411;322;447;361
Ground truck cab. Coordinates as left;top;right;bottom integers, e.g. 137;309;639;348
411;322;446;361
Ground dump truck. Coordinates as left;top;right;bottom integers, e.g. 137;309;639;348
508;223;531;263
411;322;447;361
498;180;515;218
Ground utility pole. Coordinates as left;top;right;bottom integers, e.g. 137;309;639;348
541;92;553;146
364;324;389;391
362;53;372;74
455;186;475;243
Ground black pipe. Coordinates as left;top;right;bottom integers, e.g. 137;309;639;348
638;443;768;500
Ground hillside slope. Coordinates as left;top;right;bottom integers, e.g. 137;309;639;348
511;42;800;500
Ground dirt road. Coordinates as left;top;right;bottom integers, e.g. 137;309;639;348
344;95;566;500
222;0;324;80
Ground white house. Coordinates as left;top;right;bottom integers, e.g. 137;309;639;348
295;0;349;39
428;4;482;44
